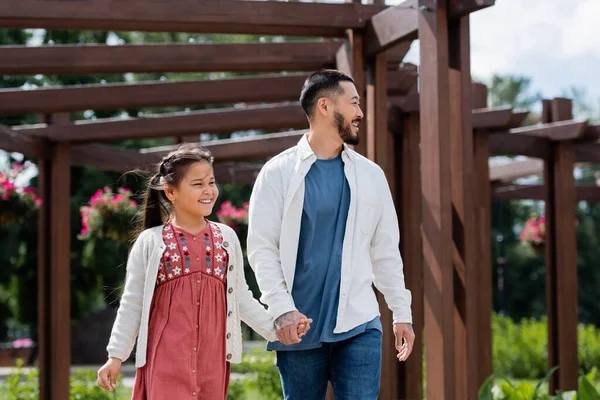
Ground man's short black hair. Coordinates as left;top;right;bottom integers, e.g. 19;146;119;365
299;69;354;118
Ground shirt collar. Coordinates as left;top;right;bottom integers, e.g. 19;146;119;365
296;133;356;163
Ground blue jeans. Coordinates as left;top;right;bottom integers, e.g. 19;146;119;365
275;328;382;400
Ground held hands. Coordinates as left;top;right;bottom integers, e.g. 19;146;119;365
393;323;415;362
97;357;122;392
274;310;313;345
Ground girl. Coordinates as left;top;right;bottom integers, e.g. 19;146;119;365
97;144;310;399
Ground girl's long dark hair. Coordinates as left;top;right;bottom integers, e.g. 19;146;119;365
135;143;213;237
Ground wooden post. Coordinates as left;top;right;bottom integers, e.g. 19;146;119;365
418;1;456;399
395;111;424;400
449;14;477;400
369;51;402;400
471;83;494;391
335;14;366;156
543;99;579;394
37;113;71;400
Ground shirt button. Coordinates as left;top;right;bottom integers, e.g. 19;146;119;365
196;301;200;306
229;266;233;271
192;370;196;374
193;347;197;351
196;279;201;284
196;324;199;329
228;288;233;294
227;354;232;360
223;241;229;248
193;237;197;241
196;257;200;262
226;333;231;339
192;392;197;396
227;311;232;317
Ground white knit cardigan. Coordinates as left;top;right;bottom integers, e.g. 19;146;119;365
106;222;278;367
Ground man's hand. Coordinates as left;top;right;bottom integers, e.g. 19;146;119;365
274;310;313;345
393;323;415;362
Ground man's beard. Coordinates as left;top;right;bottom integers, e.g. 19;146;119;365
334;111;360;146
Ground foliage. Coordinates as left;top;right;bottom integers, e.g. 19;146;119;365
79;187;138;243
0;162;41;225
231;349;282;400
478;367;600;400
0;359;120;400
493;314;600;379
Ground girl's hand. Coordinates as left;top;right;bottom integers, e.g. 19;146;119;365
97;357;122;392
296;317;313;338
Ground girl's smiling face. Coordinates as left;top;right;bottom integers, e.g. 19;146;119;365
164;161;219;220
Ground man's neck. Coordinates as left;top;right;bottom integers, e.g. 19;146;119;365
307;127;344;160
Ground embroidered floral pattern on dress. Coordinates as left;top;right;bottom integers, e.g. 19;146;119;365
156;221;228;286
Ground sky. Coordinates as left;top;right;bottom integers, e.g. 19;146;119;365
388;0;600;107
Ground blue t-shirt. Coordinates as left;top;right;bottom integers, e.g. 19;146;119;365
268;154;381;352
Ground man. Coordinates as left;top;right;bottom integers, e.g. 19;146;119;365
247;70;414;399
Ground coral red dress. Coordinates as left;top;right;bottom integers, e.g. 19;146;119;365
132;220;230;400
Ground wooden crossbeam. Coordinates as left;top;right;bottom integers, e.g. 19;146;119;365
489;133;550;159
15;104;308;142
489;159;544;182
0;40;414;76
0;68;418;115
511;120;588;141
0;42;343;75
0;123;47;158
142;130;306;163
472;107;512;129
0;0;386;37
0;74;309;115
491;184;600;201
387;64;419;95
448;0;496;19
364;0;418;57
574;142;600;163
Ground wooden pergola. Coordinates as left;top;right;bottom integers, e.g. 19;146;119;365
2;1;600;399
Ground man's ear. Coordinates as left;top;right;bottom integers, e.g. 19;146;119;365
317;97;329;116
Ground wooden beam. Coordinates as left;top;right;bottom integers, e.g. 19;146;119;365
364;0;419;57
0;68;416;115
491;184;600;201
394;112;424;400
489;159;544;182
389;93;420;114
473;127;494;396
507;110;529;129
0;74;309;115
0;42;342;75
141;130;306;163
543;99;579;394
574;142;600;163
0;0;386;37
419;1;456;398
471;78;494;394
472;107;512;130
37;114;71;400
448;0;495;19
15;103;308;142
511;120;588;141
489;133;551;159
448;14;476;399
386;41;413;69
0;124;46;158
387;64;419;95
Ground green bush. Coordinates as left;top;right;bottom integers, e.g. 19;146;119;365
1;359;120;400
493;314;600;379
231;349;282;400
479;367;600;400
